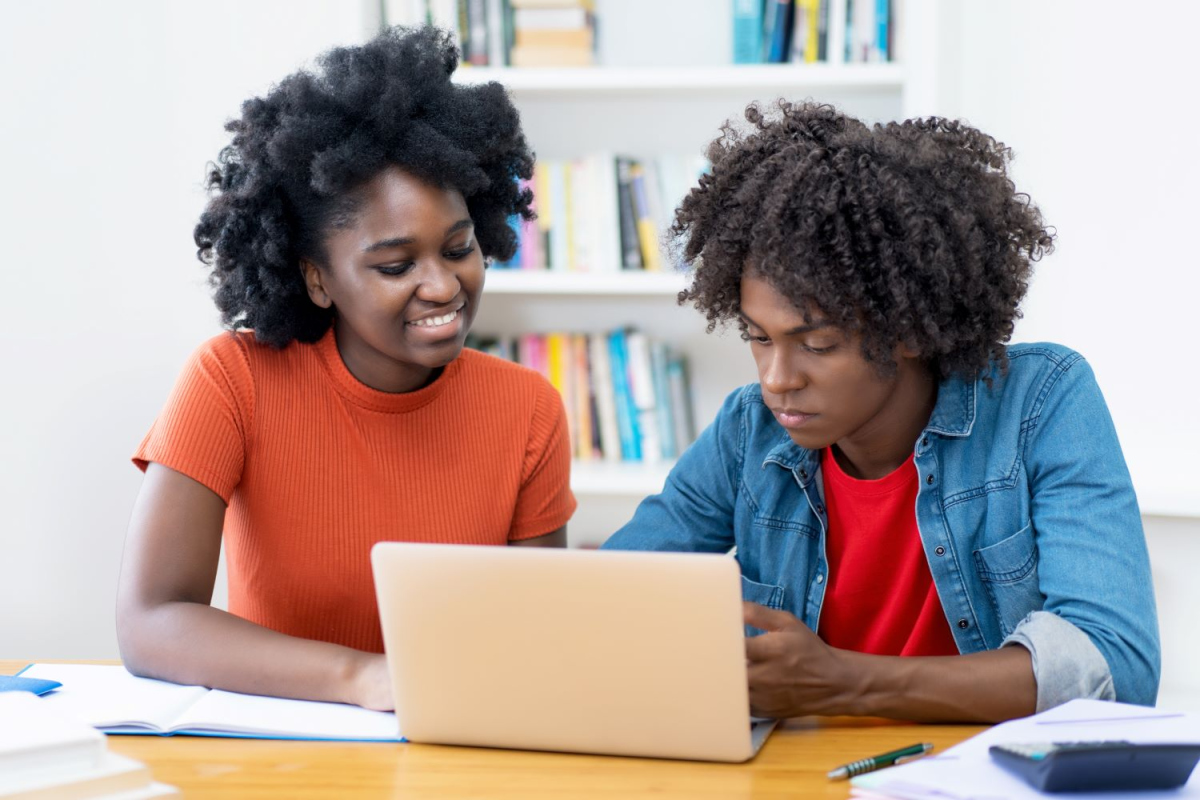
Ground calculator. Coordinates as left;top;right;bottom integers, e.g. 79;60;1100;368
989;740;1200;792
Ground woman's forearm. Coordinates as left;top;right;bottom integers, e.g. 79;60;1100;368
117;600;383;708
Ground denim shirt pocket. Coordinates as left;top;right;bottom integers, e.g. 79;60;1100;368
741;575;785;637
972;521;1046;638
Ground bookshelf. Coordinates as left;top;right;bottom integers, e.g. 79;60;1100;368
484;270;686;296
453;63;905;93
379;0;934;545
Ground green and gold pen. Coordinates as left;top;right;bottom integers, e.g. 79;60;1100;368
827;742;934;780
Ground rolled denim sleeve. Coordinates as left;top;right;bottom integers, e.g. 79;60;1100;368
1003;611;1115;711
602;387;746;553
1022;354;1160;706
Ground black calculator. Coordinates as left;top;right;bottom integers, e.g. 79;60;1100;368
989;740;1200;792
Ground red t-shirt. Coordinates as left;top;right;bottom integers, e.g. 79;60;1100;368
816;448;959;657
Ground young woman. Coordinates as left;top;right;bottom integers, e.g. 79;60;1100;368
116;27;575;711
603;102;1159;723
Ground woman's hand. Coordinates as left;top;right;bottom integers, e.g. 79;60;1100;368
743;602;858;718
347;652;395;711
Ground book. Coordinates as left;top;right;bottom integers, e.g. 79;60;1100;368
764;0;794;63
667;354;696;456
0;691;179;799
512;7;591;29
614;157;644;270
0;691;106;775
588;334;621;462
732;0;765;64
0;752;167;799
509;46;593;67
624;331;661;464
18;664;402;742
650;340;677;460
627;163;663;272
606;329;641;461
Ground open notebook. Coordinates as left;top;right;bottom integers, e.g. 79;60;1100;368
18;664;402;742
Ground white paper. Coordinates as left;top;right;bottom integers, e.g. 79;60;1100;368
852;699;1200;800
21;664;402;742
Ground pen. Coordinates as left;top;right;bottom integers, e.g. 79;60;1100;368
827;742;934;780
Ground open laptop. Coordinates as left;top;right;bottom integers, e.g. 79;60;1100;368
371;542;777;762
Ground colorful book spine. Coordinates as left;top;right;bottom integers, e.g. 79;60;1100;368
607;329;641;461
733;0;765;64
627;164;662;272
589;334;621;462
875;0;889;61
473;329;695;463
650;340;677;460
764;0;793;63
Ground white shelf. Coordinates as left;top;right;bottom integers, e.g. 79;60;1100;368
571;460;673;496
455;64;905;94
485;270;688;296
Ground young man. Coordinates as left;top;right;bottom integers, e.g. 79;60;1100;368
602;102;1158;723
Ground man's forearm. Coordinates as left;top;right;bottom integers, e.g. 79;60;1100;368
835;644;1037;723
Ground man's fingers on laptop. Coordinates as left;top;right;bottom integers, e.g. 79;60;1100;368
743;601;796;632
745;631;780;662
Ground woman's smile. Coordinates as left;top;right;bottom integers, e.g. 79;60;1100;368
406;302;466;342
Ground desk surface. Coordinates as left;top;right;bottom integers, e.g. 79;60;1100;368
4;660;983;799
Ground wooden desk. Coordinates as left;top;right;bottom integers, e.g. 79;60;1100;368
4;660;983;799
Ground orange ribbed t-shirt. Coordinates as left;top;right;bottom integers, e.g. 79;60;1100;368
134;328;576;653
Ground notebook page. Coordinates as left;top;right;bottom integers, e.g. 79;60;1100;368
178;689;402;741
21;664;208;732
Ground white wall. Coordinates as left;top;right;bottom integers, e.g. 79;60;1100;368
0;0;370;659
924;0;1200;518
923;0;1200;708
1;1;1196;710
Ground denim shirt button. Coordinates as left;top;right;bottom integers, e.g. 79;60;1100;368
921;436;929;447
815;574;824;584
934;545;946;556
926;474;935;485
957;618;969;629
799;469;809;480
816;504;825;515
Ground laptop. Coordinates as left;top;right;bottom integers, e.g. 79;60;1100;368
371;542;777;762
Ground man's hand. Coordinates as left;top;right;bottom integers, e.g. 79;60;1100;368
743;601;857;718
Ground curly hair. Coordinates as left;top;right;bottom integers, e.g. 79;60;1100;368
195;26;535;347
674;101;1055;379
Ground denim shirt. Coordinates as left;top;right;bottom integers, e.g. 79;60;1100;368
603;343;1160;710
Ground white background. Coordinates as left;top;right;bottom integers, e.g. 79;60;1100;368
1;1;1196;707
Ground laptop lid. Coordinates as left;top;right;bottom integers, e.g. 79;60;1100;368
371;542;769;762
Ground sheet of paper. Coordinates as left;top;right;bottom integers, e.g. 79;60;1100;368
182;689;401;741
22;664;206;731
21;664;402;742
853;699;1200;800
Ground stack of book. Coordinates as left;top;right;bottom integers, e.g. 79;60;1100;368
382;0;597;67
0;691;177;798
470;329;696;464
496;153;709;273
844;0;892;63
509;0;596;67
732;0;892;65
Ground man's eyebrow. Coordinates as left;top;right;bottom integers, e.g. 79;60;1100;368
361;219;474;253
739;311;830;336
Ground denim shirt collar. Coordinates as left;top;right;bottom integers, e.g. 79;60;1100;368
925;372;977;438
759;371;978;486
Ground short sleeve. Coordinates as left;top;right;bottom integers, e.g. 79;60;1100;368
132;334;254;503
508;379;577;540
